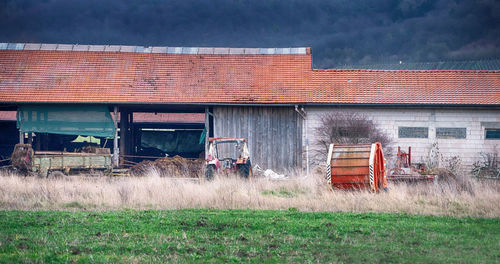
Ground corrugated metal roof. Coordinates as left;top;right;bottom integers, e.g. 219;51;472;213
0;43;498;105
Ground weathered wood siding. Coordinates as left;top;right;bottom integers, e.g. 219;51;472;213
213;106;302;172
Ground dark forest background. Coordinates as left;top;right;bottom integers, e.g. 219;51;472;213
1;0;499;68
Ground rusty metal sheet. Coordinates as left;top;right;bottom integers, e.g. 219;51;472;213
331;175;369;183
332;167;369;176
331;152;370;159
332;158;368;167
333;183;370;189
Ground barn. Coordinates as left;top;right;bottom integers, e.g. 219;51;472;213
0;43;499;173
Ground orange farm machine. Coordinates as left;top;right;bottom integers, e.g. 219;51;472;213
387;146;435;182
326;143;388;192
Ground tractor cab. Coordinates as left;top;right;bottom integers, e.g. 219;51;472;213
205;137;252;179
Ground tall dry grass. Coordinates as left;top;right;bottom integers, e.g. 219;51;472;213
1;169;499;217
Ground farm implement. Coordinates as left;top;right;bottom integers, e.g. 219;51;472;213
326;143;388;192
11;144;112;177
387;146;435;182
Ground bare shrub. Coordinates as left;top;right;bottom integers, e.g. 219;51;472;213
472;146;499;178
441;155;463;176
424;142;440;169
423;142;467;183
314;111;392;160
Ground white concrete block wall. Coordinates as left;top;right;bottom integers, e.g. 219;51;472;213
303;107;500;170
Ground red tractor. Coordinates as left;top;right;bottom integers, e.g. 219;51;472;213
205;137;252;180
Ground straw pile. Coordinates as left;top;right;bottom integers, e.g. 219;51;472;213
131;155;204;178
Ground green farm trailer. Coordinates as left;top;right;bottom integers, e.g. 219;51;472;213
11;144;112;177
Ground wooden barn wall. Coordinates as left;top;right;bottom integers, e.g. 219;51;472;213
213;106;302;172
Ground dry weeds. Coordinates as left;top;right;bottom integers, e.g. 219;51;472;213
1;169;499;217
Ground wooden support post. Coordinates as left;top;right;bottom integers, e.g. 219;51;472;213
128;112;134;159
42;133;48;150
19;131;24;144
119;108;128;166
35;133;41;151
205;107;210;159
113;106;119;168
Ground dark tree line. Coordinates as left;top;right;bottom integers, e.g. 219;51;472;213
1;0;499;68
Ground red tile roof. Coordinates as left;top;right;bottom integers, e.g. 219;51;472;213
0;110;204;123
0;48;499;105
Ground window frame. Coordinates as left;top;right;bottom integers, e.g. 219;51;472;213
398;126;429;139
485;128;500;140
436;127;467;139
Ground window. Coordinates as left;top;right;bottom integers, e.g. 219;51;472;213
398;127;428;138
436;128;466;139
486;129;500;139
336;127;369;138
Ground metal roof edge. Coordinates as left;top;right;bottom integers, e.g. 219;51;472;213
2;101;499;109
0;42;310;55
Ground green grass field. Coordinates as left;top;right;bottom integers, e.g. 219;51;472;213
0;210;499;263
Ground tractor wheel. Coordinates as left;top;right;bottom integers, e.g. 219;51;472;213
205;165;215;181
238;161;252;179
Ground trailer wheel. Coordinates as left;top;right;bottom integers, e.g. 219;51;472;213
205;165;215;181
47;171;65;178
238;161;252;179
